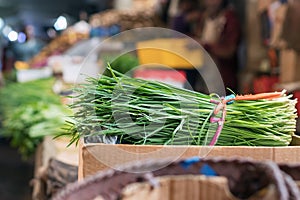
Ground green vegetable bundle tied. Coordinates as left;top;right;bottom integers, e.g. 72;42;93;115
66;69;297;146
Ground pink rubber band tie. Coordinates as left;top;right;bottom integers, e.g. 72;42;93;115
208;91;285;146
209;95;235;146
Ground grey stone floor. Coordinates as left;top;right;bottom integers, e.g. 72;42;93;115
0;138;33;200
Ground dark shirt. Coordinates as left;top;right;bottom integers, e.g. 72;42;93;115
198;9;241;91
172;12;191;35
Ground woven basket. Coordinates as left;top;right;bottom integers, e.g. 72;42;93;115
53;157;300;200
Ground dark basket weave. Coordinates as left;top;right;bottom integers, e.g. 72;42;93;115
52;157;300;200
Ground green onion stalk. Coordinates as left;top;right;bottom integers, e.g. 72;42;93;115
64;68;297;147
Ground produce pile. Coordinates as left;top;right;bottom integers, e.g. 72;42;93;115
89;9;162;30
65;69;297;147
27;31;88;68
0;79;71;158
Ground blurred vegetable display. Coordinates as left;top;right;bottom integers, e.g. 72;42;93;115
89;9;161;31
27;31;88;68
0;79;70;158
102;53;139;77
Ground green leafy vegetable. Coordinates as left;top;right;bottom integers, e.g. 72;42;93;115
102;53;139;77
64;69;297;147
0;78;70;158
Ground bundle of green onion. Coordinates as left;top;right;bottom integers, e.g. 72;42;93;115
66;69;297;146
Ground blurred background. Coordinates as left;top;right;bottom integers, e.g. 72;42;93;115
0;0;300;199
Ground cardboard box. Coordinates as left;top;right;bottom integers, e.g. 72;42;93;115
78;143;300;180
120;175;279;200
279;49;300;83
121;175;237;200
16;67;52;83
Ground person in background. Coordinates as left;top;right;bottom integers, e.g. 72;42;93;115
171;0;199;35
12;25;45;62
193;0;241;92
157;0;172;26
0;63;3;87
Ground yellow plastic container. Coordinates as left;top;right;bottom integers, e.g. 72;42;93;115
136;38;203;69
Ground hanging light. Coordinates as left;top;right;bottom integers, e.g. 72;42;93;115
7;31;18;42
2;25;12;36
18;32;26;43
0;18;4;30
54;16;67;31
